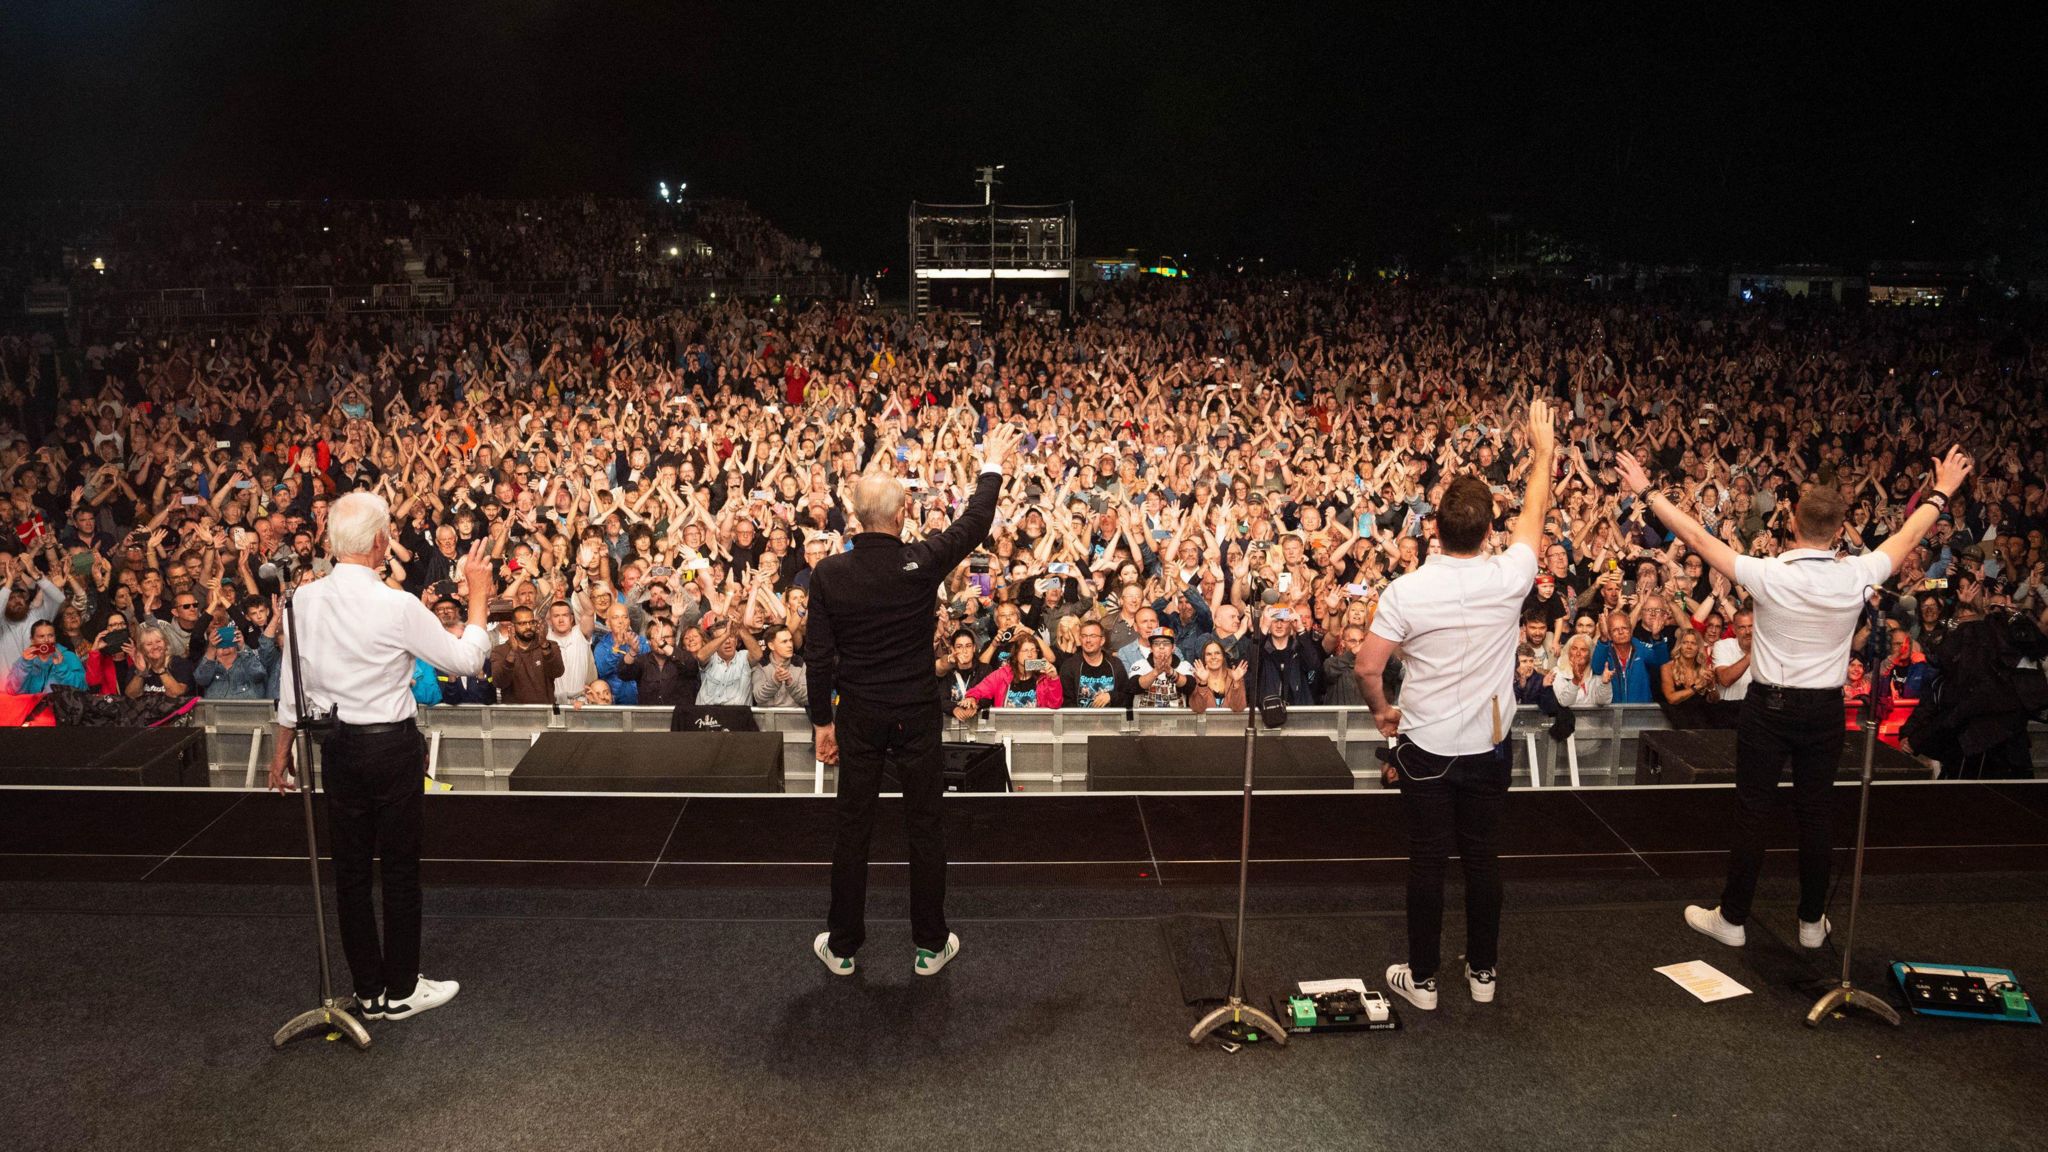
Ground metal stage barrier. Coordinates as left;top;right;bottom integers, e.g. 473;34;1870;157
183;702;2048;794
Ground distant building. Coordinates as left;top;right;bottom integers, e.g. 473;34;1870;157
1727;265;1859;302
1865;262;1972;306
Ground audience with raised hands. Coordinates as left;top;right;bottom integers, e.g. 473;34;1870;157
2;209;2042;723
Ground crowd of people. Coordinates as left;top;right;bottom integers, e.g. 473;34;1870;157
1;208;2044;772
0;197;828;306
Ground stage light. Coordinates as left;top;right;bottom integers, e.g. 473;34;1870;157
91;257;105;272
668;246;680;257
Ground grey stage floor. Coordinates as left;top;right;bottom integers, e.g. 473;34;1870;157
2;875;2043;1152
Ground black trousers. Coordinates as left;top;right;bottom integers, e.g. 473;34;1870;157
828;697;949;956
1717;688;1845;926
321;724;427;1002
1393;740;1511;981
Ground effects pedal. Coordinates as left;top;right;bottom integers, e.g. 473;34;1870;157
1891;962;2039;1024
1272;982;1400;1034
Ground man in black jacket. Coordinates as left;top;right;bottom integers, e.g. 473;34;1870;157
1257;605;1322;705
806;424;1022;978
1059;619;1133;710
618;617;695;707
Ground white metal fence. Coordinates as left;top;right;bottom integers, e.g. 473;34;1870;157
184;701;2027;793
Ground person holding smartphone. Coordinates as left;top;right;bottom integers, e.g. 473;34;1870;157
4;620;87;694
953;633;1065;715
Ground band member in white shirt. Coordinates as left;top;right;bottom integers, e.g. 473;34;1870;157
269;493;496;1022
1358;398;1557;1012
1614;447;1972;950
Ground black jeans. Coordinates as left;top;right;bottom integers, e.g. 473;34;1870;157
828;697;949;956
1394;740;1510;981
1718;687;1845;926
322;724;427;1002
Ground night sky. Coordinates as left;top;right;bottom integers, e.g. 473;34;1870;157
3;3;2040;272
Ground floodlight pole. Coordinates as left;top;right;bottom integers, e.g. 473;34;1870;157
977;165;1003;320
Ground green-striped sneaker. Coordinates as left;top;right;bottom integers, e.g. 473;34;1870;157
914;932;961;977
814;932;855;976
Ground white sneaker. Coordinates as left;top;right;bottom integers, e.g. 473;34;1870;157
1798;915;1832;949
913;933;960;977
1466;965;1497;1004
1385;963;1438;1011
814;932;856;976
366;975;459;1021
1684;905;1746;947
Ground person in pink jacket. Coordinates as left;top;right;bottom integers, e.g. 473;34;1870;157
952;633;1064;715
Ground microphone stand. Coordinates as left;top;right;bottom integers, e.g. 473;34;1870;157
1189;601;1288;1047
1804;599;1901;1029
272;589;370;1051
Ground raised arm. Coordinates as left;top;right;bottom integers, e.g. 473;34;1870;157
1509;396;1557;556
1874;446;1974;576
1615;452;1741;583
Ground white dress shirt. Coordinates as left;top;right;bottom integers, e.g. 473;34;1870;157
1731;548;1892;689
277;564;490;727
1370;542;1538;756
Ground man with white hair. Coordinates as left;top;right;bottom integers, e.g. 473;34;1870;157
268;491;496;1025
805;424;1022;978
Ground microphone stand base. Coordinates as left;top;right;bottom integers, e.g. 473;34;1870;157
273;996;372;1050
1189;995;1289;1047
1804;982;1902;1029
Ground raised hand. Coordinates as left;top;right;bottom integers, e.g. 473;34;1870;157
460;540;496;601
980;424;1025;474
1613;452;1652;498
1527;396;1556;458
1931;444;1974;498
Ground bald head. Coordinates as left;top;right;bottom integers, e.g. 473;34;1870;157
851;474;907;536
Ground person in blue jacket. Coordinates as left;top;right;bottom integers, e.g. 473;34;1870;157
592;604;650;705
1589;610;1670;704
5;621;88;694
410;657;443;707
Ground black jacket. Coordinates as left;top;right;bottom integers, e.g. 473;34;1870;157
806;472;1001;724
619;648;697;708
1257;632;1323;706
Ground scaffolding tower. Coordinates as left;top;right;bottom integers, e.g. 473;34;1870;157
908;189;1074;320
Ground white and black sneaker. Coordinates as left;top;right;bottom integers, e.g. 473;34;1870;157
1466;965;1497;1004
364;975;459;1021
814;932;856;976
1385;963;1438;1011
